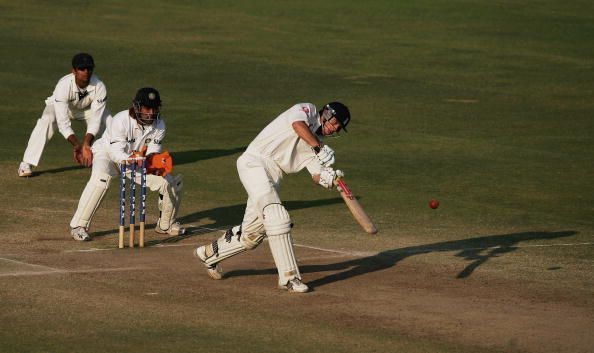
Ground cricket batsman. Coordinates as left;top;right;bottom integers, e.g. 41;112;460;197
195;102;351;293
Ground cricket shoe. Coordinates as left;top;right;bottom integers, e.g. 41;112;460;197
279;278;309;293
18;162;33;177
71;227;91;241
194;246;223;280
155;220;186;236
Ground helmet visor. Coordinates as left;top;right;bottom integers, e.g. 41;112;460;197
133;103;160;125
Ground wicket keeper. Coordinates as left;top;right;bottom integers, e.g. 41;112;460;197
69;87;185;241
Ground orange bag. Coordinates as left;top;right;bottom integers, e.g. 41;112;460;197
147;151;173;176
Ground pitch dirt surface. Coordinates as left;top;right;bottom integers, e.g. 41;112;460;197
2;0;593;352
1;224;592;353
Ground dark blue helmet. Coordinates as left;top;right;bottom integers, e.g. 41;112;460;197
323;102;350;132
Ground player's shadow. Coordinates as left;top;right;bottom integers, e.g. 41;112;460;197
224;230;577;287
31;147;246;177
170;147;245;166
34;165;85;176
178;198;345;230
91;198;345;245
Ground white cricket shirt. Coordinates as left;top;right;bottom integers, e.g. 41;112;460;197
245;103;324;175
47;73;108;139
92;109;165;163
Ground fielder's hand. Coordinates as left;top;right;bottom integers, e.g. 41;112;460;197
314;145;335;167
81;145;93;167
73;146;83;165
318;168;344;189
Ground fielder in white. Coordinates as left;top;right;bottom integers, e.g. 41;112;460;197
195;102;351;293
69;87;185;241
18;53;111;177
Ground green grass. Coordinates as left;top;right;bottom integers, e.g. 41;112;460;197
0;0;593;352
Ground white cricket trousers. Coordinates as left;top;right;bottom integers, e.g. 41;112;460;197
236;153;284;233
69;148;180;229
237;153;302;285
22;104;106;166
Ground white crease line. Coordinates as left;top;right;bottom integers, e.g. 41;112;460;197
294;244;376;257
64;242;204;253
1;270;65;277
69;266;150;273
63;225;224;253
154;243;202;248
0;266;151;278
516;242;594;248
293;242;594;258
39;238;594;257
64;248;117;253
0;257;62;272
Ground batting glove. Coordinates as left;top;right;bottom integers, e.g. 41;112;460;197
314;145;335;167
319;168;344;189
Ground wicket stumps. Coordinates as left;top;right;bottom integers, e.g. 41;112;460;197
119;158;147;248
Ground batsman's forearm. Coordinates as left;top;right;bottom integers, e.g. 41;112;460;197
292;121;322;148
311;174;321;184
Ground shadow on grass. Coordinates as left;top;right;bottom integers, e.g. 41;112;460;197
224;230;578;286
31;147;246;177
91;198;344;245
34;165;85;176
171;147;245;166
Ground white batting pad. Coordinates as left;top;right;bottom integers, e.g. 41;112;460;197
262;203;291;236
156;174;183;230
267;232;301;286
69;172;111;228
201;227;241;265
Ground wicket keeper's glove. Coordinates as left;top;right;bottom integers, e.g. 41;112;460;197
147;151;173;176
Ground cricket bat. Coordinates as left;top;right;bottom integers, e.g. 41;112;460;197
335;178;378;234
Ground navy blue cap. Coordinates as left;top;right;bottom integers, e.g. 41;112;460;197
72;53;95;70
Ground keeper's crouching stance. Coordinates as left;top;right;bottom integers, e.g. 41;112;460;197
69;87;185;241
195;102;351;293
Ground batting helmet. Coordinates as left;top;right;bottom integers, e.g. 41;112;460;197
133;87;161;125
323;102;351;132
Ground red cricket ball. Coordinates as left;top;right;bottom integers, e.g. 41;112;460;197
429;199;439;209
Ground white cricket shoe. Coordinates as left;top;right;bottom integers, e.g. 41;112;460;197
279;278;309;293
71;227;91;241
194;246;223;280
18;162;33;177
155;220;186;236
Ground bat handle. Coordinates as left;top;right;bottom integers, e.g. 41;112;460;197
336;178;354;200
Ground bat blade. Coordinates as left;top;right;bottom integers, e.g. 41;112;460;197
336;178;378;234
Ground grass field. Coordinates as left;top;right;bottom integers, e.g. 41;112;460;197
1;1;593;352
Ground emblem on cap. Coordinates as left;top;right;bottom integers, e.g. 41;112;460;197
149;92;156;100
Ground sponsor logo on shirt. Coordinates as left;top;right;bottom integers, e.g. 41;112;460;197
301;106;310;115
